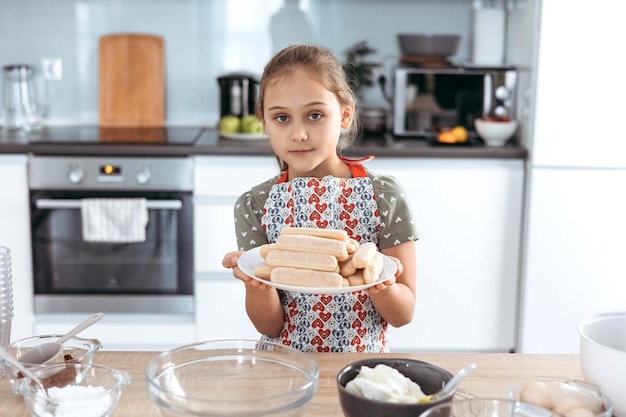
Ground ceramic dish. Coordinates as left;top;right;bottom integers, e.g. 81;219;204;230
219;132;268;141
238;246;397;294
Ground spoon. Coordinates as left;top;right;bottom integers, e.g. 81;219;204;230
420;362;477;403
0;346;48;395
18;312;104;366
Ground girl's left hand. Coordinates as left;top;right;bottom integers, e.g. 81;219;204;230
366;255;402;294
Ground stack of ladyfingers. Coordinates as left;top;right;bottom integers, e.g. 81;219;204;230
253;227;384;288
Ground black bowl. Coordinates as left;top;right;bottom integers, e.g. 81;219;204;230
337;358;454;417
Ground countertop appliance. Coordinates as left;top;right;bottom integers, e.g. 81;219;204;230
391;65;517;138
217;72;259;119
519;0;626;353
28;155;194;315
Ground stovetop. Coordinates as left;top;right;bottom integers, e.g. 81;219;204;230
19;126;204;145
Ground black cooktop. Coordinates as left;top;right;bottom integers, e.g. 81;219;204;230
21;126;204;145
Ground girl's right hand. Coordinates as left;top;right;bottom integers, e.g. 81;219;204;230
222;251;273;289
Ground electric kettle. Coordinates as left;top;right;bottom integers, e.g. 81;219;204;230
2;64;41;131
217;72;260;119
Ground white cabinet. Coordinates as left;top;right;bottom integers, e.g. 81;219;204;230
520;169;626;353
366;157;524;352
0;155;34;342
193;156;278;341
193;155;524;352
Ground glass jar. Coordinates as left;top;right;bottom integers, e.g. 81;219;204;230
0;246;13;348
2;64;41;131
472;0;506;65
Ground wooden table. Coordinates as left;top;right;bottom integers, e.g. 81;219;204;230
0;352;582;416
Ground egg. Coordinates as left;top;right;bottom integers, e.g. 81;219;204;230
552;397;586;415
565;408;595;417
519;381;553;409
553;397;589;415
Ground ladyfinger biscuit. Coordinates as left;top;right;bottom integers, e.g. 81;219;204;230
275;234;349;261
259;243;276;260
270;267;344;288
347;270;365;286
280;226;349;242
351;242;377;268
254;263;274;280
347;238;359;254
265;249;339;272
339;258;357;278
363;251;384;284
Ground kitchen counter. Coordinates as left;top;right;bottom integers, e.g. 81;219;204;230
0;126;527;159
0;352;581;416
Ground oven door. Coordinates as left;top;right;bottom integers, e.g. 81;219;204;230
30;190;193;314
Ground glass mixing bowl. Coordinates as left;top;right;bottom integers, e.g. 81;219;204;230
145;339;319;417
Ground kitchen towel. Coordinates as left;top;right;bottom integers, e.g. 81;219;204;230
81;198;149;243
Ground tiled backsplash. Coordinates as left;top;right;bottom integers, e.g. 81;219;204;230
0;0;490;126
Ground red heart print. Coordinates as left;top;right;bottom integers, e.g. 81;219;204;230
356;345;365;352
309;211;321;221
342;188;352;197
315;203;328;213
347;219;358;229
320;312;331;322
321;295;332;305
344;203;355;213
314;186;326;195
358;328;367;338
339;211;350;220
316;220;328;228
319;329;331;338
312;318;324;328
307;179;318;187
312;302;325;312
308;194;320;204
358;293;368;303
311;336;323;346
352;319;362;329
358;311;367;321
338;194;348;204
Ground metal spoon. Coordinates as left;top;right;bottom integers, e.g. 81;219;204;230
421;362;477;403
18;312;104;366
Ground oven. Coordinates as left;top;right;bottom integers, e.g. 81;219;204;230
28;155;194;315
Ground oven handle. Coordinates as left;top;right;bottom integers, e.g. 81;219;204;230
35;199;183;210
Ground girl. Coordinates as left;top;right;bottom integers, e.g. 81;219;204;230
222;44;417;352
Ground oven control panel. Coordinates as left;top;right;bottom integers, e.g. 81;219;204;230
29;156;193;191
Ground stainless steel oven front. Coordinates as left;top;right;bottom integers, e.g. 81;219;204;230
28;156;194;315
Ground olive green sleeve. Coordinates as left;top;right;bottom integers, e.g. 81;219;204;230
367;169;419;249
233;176;278;251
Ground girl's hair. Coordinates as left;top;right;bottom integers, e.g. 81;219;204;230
256;44;359;151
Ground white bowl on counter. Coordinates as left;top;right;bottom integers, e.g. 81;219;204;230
474;118;518;146
578;310;626;417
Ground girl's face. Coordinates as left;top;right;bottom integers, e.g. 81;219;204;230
262;68;354;179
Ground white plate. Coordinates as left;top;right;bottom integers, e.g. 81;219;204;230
237;246;397;294
220;132;268;141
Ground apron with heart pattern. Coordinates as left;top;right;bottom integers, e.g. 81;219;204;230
260;163;388;352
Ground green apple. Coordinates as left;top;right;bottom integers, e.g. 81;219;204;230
241;115;264;134
219;115;242;134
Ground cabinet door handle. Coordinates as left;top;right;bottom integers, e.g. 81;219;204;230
35;199;182;210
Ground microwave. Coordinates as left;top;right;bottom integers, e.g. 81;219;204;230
392;66;517;137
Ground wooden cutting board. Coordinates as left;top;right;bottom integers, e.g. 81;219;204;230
98;33;165;127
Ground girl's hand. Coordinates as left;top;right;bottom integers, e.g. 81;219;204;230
366;255;403;294
222;251;273;290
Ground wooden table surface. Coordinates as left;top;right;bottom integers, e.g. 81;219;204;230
0;352;582;416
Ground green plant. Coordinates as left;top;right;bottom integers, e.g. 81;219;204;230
343;41;380;98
